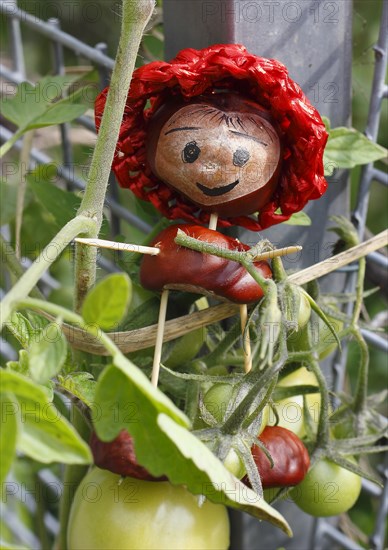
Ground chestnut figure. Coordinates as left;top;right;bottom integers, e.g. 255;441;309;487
146;94;282;218
140;224;272;304
92;44;329;378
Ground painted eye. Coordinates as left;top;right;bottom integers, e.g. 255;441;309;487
233;148;250;167
182;141;200;163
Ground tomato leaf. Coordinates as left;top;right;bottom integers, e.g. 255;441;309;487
29;322;68;384
94;365;292;535
6;312;36;348
324;126;387;173
273;385;320;401
6;350;30;377
57;372;96;408
300;289;341;351
0;370;92;465
1;75;90;131
27;167;81;229
282;211;312;226
81;273;132;330
0;393;20;484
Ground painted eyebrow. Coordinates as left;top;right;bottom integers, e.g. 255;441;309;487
230;130;268;146
164;126;202;135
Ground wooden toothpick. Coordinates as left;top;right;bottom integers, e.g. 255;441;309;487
208;213;219;231
252;245;302;262
151;289;170;387
75;237;160;256
240;304;252;373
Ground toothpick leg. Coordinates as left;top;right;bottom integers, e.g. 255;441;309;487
240;304;252;373
151;289;170;387
209;213;218;230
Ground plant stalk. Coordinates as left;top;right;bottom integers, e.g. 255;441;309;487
74;0;155;311
0;216;96;330
0;234;45;300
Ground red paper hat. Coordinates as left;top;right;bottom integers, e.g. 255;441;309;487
95;44;328;231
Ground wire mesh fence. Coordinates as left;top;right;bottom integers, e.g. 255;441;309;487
0;0;387;548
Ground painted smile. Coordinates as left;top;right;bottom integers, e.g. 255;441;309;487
196;179;239;197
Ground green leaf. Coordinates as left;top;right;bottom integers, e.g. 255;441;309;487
0;369;49;402
82;273;132;330
0;393;20;484
324;127;387;171
29;322;67;384
0;370;92;465
6;350;30;377
6;312;35;348
27;168;81;229
282;211;312;226
1;75;90;131
57;372;96;408
94;365;291;535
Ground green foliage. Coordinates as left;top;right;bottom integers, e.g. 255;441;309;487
57;372;96;408
0;393;20;484
0;370;92;465
281;211;312;226
27;166;82;229
0;74;97;156
28;322;67;384
323;118;387;175
81;273;132;330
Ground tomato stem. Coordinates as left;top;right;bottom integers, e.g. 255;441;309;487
350;328;369;433
0;215;97;331
73;0;155;311
309;358;330;452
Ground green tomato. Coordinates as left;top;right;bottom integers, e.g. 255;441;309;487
297;294;312;329
268;367;321;438
68;467;230;550
288;308;343;360
290;457;362;517
203;383;269;433
201;383;268;478
223;447;247;479
164;327;205;369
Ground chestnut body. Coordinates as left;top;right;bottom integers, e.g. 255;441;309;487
90;430;166;481
140;224;272;304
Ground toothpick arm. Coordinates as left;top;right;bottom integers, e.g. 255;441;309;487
75;237;160;256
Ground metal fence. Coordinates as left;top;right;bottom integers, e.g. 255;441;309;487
0;0;387;549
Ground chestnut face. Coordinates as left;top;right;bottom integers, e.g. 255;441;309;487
147;97;281;217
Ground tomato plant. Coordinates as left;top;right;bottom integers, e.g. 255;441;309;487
67;467;230;550
290;457;362;517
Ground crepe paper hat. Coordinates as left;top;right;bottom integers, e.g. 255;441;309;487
95;43;328;231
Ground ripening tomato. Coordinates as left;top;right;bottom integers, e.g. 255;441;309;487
243;426;310;489
67;467;230;550
268;367;321;438
290;457;362;517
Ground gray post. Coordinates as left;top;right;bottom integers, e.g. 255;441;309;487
163;1;352;548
